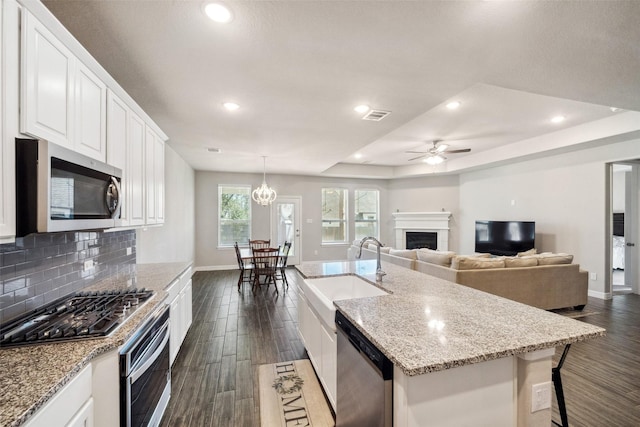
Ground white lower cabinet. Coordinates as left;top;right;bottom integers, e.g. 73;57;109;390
297;288;337;410
24;364;93;427
167;268;193;365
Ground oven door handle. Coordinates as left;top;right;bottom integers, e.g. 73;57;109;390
129;323;169;384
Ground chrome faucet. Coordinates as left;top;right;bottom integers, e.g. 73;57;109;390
356;236;387;282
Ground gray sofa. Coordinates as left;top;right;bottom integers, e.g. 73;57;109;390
349;245;588;311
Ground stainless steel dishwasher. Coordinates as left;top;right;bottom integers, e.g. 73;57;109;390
335;311;393;427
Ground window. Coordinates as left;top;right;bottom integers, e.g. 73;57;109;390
355;189;379;240
322;188;348;243
218;185;251;247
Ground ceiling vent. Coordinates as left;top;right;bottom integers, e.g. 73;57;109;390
362;109;391;121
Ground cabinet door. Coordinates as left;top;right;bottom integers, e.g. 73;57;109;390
21;10;74;148
75;61;106;161
155;136;165;224
106;90;128;226
144;126;157;224
297;292;307;343
169;297;180;366
128;112;145;226
184;279;193;333
320;324;337;409
66;397;94;427
302;303;321;370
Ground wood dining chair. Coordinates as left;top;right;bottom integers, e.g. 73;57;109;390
251;247;280;293
249;239;271;250
276;241;292;288
234;242;253;291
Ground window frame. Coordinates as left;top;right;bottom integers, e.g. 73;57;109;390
321;187;349;245
217;184;252;248
354;189;380;241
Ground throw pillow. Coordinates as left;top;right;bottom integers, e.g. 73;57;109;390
504;256;538;268
416;248;456;266
389;249;417;260
451;256;506;270
537;253;573;265
517;248;537;257
380;246;392;254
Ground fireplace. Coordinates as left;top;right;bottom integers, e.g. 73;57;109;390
392;212;451;251
406;231;438;250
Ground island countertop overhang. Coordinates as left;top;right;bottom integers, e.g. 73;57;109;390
295;259;605;377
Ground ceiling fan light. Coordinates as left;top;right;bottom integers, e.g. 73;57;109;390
435;143;448;153
425;155;444;165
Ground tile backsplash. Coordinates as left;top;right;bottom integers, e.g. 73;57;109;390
0;230;136;324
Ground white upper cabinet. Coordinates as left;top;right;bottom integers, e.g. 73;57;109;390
128;111;146;226
75;61;107;161
144;126;165;225
21;10;74;149
155;135;165;224
106;90;128;226
145;126;157;225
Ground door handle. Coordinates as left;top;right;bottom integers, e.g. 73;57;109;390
627;242;635;247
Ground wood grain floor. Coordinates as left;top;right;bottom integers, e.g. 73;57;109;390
159;269;307;427
161;269;640;426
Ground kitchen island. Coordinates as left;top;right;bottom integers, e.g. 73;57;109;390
296;259;605;426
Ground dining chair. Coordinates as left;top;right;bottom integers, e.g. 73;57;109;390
251;247;280;293
276;241;292;288
234;242;253;291
249;239;271;250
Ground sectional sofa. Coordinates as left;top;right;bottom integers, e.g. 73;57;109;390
348;244;588;311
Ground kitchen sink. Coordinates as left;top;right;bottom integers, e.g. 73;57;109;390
302;275;388;331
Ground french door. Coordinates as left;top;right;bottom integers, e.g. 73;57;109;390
271;196;301;265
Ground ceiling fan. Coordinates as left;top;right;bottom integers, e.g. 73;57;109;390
406;140;471;164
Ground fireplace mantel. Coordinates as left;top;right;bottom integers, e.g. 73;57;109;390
392;212;451;250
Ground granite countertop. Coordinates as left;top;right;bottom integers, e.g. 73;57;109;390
296;259;605;377
0;261;192;427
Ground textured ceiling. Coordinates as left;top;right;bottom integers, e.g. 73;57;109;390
42;0;640;178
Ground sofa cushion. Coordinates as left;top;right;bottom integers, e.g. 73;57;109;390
380;246;391;253
389;249;417;260
452;256;506;270
473;253;492;258
517;248;537;257
416;248;456;267
504;256;538;268
537;253;573;265
367;243;378;250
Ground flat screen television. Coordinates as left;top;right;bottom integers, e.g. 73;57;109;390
474;220;535;256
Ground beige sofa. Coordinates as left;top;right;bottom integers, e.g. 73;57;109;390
349;244;588;311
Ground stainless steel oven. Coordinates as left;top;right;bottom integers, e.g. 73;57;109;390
120;306;171;427
16;138;122;236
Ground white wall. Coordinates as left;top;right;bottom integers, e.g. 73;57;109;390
195;171;388;269
137;145;195;264
386;175;460;252
458;138;640;296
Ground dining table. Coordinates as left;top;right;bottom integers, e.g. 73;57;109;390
239;247;284;261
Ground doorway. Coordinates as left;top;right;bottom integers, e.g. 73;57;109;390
271;196;301;265
609;162;639;295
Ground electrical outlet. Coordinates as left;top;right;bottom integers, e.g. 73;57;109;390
590;272;597;281
83;259;94;271
126;247;132;256
531;382;552;412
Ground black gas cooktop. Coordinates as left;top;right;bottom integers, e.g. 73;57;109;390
0;289;154;347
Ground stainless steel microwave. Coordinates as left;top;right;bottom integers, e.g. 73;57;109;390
16;139;122;236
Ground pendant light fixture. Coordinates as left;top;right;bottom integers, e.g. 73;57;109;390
252;156;277;206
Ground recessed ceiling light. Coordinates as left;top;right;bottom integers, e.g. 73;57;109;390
446;101;461;110
550;115;565;123
610;107;620;112
203;3;233;23
223;102;239;111
207;147;222;153
354;153;363;159
354;105;370;114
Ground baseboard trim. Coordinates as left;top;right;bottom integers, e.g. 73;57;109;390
588;290;612;300
194;264;236;272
